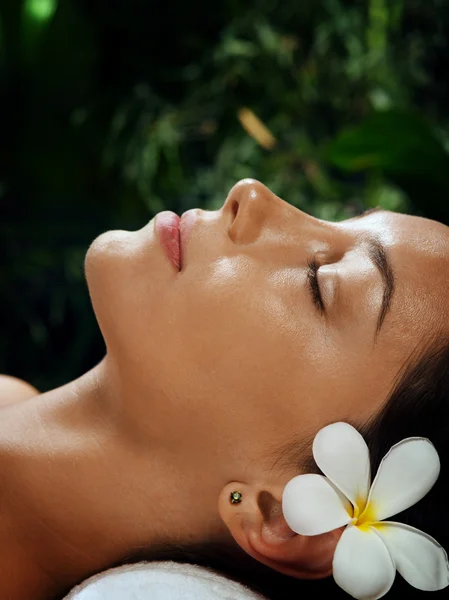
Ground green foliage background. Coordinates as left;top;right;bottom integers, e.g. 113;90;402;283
1;0;449;391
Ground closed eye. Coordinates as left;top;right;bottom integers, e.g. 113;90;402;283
307;258;325;313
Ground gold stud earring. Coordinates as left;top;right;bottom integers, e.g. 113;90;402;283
230;491;242;504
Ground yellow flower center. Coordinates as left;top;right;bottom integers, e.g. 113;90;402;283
349;495;377;527
355;501;377;527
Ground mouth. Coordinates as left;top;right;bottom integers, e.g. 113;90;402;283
155;211;181;271
155;209;199;272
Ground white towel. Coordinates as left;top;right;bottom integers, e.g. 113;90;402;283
63;560;268;599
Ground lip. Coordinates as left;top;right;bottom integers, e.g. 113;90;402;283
155;211;181;270
155;209;199;271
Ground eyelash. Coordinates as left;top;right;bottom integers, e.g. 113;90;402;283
306;258;325;313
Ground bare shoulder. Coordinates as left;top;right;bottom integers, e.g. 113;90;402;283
0;375;40;407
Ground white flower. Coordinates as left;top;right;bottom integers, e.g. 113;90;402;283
281;422;449;600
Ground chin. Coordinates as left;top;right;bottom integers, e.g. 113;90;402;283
84;224;174;354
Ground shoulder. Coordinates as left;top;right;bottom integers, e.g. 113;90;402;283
0;375;40;407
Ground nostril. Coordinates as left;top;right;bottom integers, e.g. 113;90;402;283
231;199;239;220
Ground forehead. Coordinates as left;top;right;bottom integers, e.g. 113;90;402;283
340;210;449;336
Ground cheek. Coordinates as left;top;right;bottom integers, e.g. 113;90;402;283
145;262;316;430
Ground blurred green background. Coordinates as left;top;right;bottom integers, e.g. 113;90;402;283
1;0;449;392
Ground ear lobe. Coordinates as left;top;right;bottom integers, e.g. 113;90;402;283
218;483;342;580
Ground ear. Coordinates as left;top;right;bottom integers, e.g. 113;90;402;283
218;482;343;580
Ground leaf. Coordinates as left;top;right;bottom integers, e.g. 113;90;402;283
326;110;449;192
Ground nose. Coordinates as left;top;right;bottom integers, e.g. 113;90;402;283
225;179;282;244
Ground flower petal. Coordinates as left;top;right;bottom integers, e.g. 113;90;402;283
333;524;396;600
312;422;370;512
282;474;352;536
363;438;440;522
375;521;449;591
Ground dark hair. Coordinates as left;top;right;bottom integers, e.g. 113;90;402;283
121;332;449;599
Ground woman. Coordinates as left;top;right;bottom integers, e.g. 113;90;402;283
1;178;448;599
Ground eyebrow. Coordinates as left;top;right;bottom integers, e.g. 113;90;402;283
366;235;396;341
346;207;396;341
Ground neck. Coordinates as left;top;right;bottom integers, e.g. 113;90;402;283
0;358;226;598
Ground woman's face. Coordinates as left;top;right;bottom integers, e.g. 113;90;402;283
85;179;449;478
